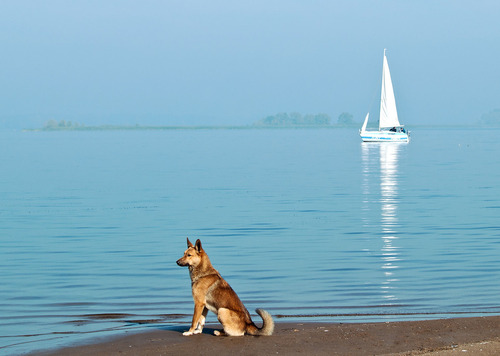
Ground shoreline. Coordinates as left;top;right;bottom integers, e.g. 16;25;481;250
36;315;500;355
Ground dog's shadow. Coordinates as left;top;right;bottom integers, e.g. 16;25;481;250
122;316;220;336
157;324;220;336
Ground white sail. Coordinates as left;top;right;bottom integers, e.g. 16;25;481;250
361;113;369;132
379;50;401;129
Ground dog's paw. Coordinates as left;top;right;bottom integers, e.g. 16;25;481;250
183;331;194;336
214;330;221;336
193;329;202;335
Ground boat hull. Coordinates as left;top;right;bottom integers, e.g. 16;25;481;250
360;130;409;142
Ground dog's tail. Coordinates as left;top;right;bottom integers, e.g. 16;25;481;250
248;308;274;336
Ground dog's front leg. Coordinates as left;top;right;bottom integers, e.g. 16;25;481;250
194;307;208;334
183;303;206;336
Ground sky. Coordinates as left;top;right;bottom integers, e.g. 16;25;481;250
1;0;500;129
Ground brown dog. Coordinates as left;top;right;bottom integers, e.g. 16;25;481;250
176;238;274;336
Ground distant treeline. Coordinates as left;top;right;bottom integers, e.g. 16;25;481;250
44;120;84;129
479;109;500;126
254;112;355;126
38;113;357;131
254;112;331;126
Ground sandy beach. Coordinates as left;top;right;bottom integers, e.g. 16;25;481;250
36;316;500;355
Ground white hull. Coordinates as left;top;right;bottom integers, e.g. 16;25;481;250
360;130;409;142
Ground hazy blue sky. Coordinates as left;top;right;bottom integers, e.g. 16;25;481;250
1;0;499;128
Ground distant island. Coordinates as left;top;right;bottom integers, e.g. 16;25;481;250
253;112;356;127
253;112;331;126
479;109;500;126
30;120;251;131
28;112;358;131
18;109;500;132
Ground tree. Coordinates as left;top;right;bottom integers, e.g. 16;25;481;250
337;112;354;125
479;109;500;126
310;113;331;125
44;119;58;129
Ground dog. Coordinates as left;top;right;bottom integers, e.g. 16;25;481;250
176;238;274;336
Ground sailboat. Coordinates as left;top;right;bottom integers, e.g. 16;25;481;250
360;50;410;142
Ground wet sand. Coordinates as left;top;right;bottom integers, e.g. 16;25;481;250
37;316;500;355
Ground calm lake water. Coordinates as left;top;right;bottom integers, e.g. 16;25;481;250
1;127;500;354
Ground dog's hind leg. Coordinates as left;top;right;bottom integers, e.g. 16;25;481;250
216;308;245;336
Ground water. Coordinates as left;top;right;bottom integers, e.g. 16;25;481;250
1;127;500;354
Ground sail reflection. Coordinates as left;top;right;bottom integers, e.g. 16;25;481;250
362;143;403;301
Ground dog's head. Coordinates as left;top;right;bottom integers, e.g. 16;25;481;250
176;238;203;268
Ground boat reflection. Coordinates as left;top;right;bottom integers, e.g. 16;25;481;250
362;143;403;301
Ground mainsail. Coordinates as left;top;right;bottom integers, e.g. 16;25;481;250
379;50;401;130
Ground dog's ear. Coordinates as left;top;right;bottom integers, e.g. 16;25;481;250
187;237;194;248
195;239;203;252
